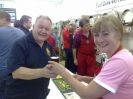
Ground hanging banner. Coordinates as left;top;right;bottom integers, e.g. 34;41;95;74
95;0;133;11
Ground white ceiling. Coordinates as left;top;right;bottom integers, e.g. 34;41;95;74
14;0;96;23
1;0;133;23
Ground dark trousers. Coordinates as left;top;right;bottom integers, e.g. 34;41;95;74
0;67;8;99
4;89;50;99
64;48;76;73
0;80;5;99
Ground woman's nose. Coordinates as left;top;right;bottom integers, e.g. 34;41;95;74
97;35;104;42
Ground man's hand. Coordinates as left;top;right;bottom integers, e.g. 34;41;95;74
46;61;67;77
41;66;57;78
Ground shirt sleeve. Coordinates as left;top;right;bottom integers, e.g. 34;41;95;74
7;41;26;74
73;33;80;48
94;58;129;93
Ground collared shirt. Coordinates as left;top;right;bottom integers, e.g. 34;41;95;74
0;26;24;81
6;33;55;99
19;26;30;35
94;49;133;99
73;29;95;55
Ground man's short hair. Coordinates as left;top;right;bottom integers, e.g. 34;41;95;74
0;11;10;22
35;15;52;24
20;15;31;25
14;20;20;28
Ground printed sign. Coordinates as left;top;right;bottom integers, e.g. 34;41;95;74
95;0;133;11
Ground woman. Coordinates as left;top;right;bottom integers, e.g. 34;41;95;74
47;14;133;99
73;18;100;76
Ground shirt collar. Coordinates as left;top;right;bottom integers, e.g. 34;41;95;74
27;32;48;47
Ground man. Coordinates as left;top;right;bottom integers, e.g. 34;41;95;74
62;22;76;73
0;11;25;99
19;15;32;34
5;15;56;99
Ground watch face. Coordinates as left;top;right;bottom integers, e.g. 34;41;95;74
122;9;133;25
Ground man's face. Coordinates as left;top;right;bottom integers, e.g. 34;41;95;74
33;18;52;44
26;18;32;29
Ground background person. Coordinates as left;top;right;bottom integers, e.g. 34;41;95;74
0;11;25;99
5;15;56;99
62;21;77;73
19;15;32;34
47;14;133;99
47;35;56;53
51;27;60;55
13;20;20;28
73;18;100;76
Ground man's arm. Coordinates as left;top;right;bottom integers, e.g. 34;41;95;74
12;66;56;80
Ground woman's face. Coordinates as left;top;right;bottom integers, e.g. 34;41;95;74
93;27;121;57
82;23;90;32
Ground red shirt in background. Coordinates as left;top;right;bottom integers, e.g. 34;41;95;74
62;27;69;48
48;35;56;52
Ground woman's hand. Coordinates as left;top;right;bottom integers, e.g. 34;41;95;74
46;61;67;76
73;74;84;81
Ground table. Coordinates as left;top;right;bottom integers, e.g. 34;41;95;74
47;79;81;99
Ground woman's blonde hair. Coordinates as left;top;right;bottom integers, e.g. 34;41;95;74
92;14;123;40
